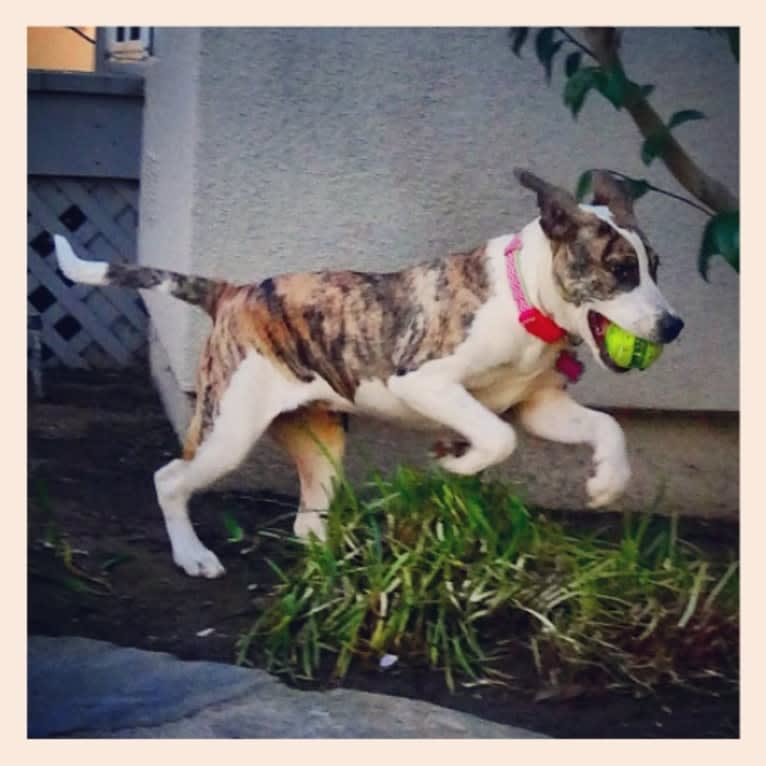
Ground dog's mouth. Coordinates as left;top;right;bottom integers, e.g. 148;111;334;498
587;311;629;373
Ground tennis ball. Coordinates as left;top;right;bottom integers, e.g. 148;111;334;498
604;323;663;370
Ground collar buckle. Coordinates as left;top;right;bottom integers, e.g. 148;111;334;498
518;307;566;343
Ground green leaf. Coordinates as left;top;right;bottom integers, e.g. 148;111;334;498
640;130;670;166
564;51;581;77
101;553;135;572
509;27;529;57
641;111;705;166
563;66;600;118
223;510;245;542
535;29;563;83
593;65;631;110
575;170;593;202
667;109;706;130
700;27;740;62
698;211;740;279
535;28;555;63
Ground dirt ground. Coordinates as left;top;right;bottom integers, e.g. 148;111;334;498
27;366;739;738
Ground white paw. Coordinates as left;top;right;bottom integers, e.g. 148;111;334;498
436;427;516;475
294;510;327;542
438;447;495;475
586;453;631;508
172;540;226;578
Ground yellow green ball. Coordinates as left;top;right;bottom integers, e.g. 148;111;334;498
604;323;663;370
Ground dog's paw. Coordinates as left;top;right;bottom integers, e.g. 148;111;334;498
437;439;515;476
586;454;631;508
172;541;226;578
430;439;470;460
294;510;327;542
165;517;226;578
432;424;516;476
438;448;491;475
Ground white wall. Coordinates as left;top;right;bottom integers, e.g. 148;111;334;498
140;27;739;410
139;29;203;384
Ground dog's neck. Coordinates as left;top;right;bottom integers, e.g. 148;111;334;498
485;220;577;344
513;219;572;332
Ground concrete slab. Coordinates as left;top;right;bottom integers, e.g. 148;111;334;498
28;636;546;739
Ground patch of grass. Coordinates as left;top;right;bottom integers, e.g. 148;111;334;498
236;467;738;694
29;479;115;596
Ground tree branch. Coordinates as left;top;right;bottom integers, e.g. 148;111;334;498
584;27;739;213
601;169;714;217
556;28;596;60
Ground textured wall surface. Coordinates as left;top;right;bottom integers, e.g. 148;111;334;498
139;27;739;517
141;29;739;409
139;29;204;383
140;27;738;411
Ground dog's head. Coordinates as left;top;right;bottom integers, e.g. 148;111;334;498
515;168;684;372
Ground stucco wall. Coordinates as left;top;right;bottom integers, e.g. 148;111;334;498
139;29;203;384
139;27;738;412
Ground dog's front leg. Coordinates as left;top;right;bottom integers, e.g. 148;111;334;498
518;385;631;507
388;372;517;474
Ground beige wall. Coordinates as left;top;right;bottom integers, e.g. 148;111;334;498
28;27;95;72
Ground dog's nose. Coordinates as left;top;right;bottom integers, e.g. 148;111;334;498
658;313;684;343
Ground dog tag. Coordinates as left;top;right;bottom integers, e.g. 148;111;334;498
555;351;584;383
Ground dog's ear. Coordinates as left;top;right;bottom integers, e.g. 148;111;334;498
590;170;637;227
514;168;583;241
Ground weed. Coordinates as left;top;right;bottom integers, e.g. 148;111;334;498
236;467;738;693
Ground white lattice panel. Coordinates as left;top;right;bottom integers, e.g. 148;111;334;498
27;177;148;368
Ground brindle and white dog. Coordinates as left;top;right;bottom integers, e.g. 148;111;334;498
54;169;684;578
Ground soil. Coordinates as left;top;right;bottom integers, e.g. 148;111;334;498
27;366;739;739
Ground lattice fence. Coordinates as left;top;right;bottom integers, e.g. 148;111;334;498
27;177;148;369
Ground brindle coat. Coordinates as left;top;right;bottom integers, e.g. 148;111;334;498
179;247;490;457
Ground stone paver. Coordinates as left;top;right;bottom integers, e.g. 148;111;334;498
28;636;547;739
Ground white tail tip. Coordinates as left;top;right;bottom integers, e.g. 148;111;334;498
54;235;109;286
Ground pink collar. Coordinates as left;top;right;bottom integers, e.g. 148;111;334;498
504;235;583;383
504;235;566;343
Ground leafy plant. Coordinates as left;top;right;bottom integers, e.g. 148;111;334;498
237;467;738;694
509;27;739;278
29;479;113;595
699;211;740;280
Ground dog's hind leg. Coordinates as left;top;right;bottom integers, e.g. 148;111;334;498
269;406;346;542
155;352;293;578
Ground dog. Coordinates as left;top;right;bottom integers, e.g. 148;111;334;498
54;169;684;578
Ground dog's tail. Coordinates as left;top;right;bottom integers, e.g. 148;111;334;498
54;235;226;316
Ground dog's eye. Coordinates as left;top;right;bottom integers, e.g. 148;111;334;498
610;260;638;285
